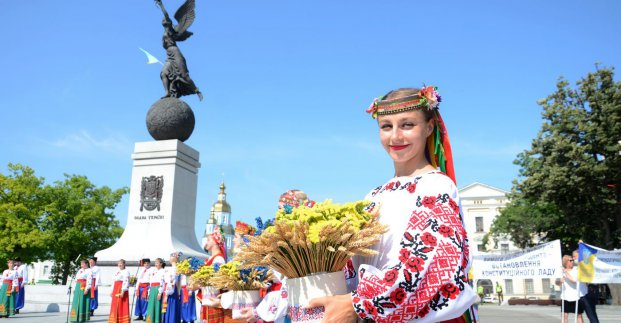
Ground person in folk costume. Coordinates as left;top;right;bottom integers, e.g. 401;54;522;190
70;260;93;322
197;225;227;323
145;258;167;323
308;86;477;323
89;256;101;316
13;257;27;315
162;252;182;323
0;259;19;318
180;259;197;323
108;259;131;323
135;258;155;321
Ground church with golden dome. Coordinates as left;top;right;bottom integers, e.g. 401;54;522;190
204;181;235;258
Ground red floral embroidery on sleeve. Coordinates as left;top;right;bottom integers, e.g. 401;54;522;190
421;196;436;208
352;184;470;322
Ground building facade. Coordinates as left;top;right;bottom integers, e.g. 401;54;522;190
460;182;558;301
203;182;235;259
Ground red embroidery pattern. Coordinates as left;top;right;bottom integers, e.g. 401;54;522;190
353;174;470;322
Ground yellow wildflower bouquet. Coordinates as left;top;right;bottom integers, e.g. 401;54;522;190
236;200;387;278
177;256;203;276
189;264;218;289
209;261;272;291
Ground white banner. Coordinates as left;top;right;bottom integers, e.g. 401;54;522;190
472;240;562;279
578;242;621;283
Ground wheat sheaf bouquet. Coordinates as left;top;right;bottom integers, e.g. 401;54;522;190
236;199;387;278
209;261;272;291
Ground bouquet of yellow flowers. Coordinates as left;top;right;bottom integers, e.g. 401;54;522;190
189;263;219;289
209;261;272;291
177;256;203;276
236;200;387;278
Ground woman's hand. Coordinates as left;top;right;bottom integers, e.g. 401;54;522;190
207;296;222;308
238;308;257;322
308;294;358;323
157;293;161;301
83;289;88;296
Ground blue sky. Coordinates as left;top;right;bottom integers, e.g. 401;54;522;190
2;0;620;241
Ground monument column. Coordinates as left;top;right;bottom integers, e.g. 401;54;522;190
96;139;207;264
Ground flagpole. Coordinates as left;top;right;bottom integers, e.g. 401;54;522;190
560;282;564;323
574;282;579;323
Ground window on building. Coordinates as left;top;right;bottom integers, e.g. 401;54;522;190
501;243;509;254
43;265;49;276
475;217;484;232
504;279;513;294
542;278;551;294
474;200;483;205
525;279;534;294
477;244;486;252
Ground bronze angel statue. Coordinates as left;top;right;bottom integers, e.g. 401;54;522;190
155;0;203;101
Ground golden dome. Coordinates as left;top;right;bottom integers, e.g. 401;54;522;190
211;181;231;213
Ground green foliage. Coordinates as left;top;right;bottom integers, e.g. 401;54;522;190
42;174;127;284
0;163;127;284
492;66;621;250
0;164;49;265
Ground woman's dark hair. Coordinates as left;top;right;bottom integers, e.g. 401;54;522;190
381;88;435;121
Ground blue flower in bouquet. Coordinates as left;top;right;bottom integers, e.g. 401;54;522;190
255;217;274;236
213;263;221;272
188;257;202;271
239;266;270;283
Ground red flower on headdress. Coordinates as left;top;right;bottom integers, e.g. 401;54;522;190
419;86;440;109
365;98;379;118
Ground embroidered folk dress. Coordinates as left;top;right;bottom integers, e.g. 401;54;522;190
199;254;226;323
108;269;130;323
15;264;27;311
145;268;167;323
351;171;476;323
135;266;155;318
70;268;92;322
0;269;18;317
162;266;181;323
90;265;101;312
180;273;197;322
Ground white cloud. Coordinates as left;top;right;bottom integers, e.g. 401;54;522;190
47;130;133;156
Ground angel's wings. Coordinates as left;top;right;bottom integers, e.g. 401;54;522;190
173;0;196;41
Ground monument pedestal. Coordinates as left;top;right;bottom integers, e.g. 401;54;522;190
96;139;207;282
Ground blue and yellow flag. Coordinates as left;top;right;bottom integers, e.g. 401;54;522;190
578;242;621;283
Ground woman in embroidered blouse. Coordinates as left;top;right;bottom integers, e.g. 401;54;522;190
146;258;167;323
70;260;92;322
309;87;476;323
0;260;19;317
108;259;131;323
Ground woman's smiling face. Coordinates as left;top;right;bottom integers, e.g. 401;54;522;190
378;109;433;166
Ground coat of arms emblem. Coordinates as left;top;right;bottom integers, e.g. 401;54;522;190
140;175;164;211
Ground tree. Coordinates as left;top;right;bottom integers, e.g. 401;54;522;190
0;164;49;266
42;174;127;284
491;66;621;251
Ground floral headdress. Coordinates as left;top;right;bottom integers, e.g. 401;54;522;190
211;225;227;261
365;85;456;184
366;85;441;118
235;220;257;236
